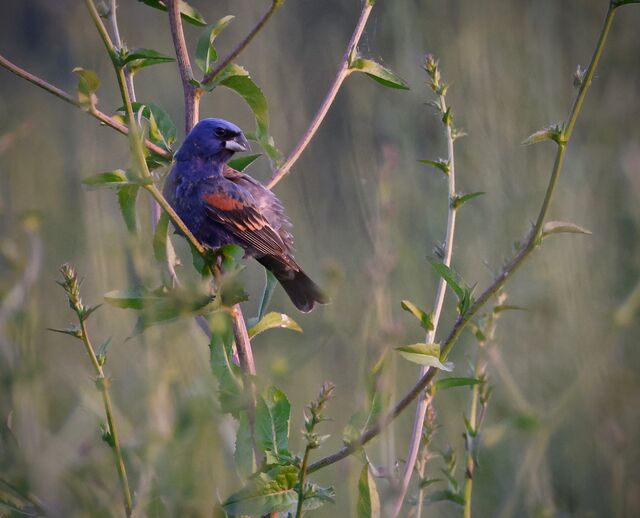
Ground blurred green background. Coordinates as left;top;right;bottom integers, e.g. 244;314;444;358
1;0;639;516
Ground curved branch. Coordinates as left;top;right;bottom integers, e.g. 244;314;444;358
202;0;282;86
308;3;618;476
266;1;374;189
0;54;169;158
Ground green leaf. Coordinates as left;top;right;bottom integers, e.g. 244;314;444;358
104;288;160;309
257;269;277;321
211;64;282;163
432;377;479;394
137;0;206;26
153;212;179;287
395;343;453;371
73;67;100;111
228;154;262;172
195;16;235;74
350;57;410;90
428;259;464;301
121;48;175;74
216;64;268;133
116;185;140;234
82;169;145;188
96;337;112;366
419;478;442;489
222;465;299;515
451;191;485;209
357;464;381;518
248;312;302;339
521;123;563;146
400;300;434;331
235;411;256;479
425;489;465;506
418;158;450;175
303;484;336;511
542;220;592;238
209;312;245;416
105;286;214;335
343;392;385;444
256;386;291;455
130;102;177;150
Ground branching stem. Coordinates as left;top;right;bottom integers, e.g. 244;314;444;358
202;0;282;86
308;3;618;477
391;67;458;517
266;1;374;189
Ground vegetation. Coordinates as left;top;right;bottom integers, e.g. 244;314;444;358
1;0;639;516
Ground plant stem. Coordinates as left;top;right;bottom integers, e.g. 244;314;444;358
391;66;458;518
164;0;260;465
202;0;282;86
266;1;374;189
307;3;618;476
295;445;312;518
463;355;481;518
166;0;200;133
78;320;133;517
0;54;169;158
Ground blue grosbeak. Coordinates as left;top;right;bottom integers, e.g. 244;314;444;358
164;118;328;312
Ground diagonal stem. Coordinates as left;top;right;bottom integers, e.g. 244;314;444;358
266;1;374;189
307;3;619;477
0;54;169;158
202;0;282;86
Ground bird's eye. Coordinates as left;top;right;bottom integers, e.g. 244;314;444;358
214;128;226;137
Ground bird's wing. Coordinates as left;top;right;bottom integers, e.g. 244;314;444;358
202;186;298;270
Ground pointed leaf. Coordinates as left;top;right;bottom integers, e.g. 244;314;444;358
137;0;206;26
209;312;245;416
73;67;100;111
195;16;235;74
432;377;479;394
395;343;453;371
343;392;385;444
248;312;302;339
256;386;291;454
350;58;409;90
451;191;485;209
117;185;140;234
121;48;175;74
418;158;450;175
357;464;381;518
222;465;299;515
425;489;465;506
228;154;262;172
542;220;592;238
400;300;434;331
428;259;464;301
521;124;563;146
235;411;256;479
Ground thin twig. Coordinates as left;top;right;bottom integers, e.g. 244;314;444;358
391;57;458;518
166;0;199;133
57;264;133;517
308;3;618;476
0;54;170;158
266;1;374;189
202;0;282;86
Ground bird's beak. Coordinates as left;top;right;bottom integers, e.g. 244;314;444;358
225;133;251;152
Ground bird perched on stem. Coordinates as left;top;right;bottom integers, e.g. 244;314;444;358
164;118;328;312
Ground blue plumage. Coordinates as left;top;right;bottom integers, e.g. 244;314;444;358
164;118;328;312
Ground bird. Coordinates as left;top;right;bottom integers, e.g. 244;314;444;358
163;118;329;313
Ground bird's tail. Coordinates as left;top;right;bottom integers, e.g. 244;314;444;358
257;256;329;313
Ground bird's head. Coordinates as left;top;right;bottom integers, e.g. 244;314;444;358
175;118;250;163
